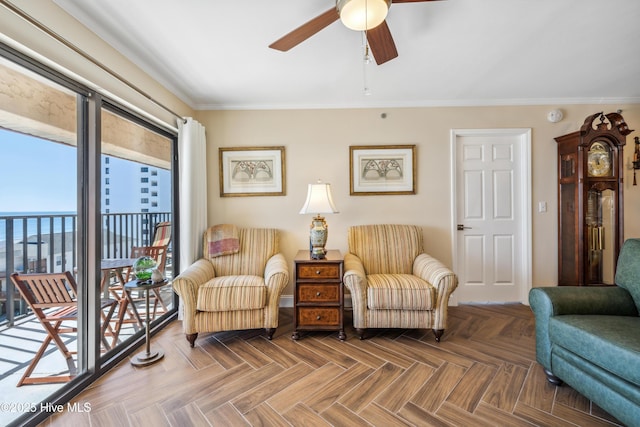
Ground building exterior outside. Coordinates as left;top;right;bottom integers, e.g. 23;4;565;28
102;155;171;214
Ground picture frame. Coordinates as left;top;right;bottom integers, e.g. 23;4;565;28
219;146;285;197
349;144;416;195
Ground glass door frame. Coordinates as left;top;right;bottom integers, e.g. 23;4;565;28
1;41;179;427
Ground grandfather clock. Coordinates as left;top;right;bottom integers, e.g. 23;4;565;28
556;112;633;286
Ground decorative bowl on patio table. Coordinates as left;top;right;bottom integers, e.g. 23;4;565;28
132;256;157;282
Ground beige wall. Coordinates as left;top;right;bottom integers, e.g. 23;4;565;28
197;105;640;299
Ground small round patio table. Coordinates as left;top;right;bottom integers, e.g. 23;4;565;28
124;278;167;366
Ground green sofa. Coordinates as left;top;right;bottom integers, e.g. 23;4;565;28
529;239;640;427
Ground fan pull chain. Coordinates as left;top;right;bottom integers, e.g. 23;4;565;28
362;31;372;95
363;1;372;95
363;58;371;95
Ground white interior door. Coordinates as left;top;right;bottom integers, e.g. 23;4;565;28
451;129;532;303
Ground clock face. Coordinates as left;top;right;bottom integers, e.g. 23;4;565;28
587;142;612;177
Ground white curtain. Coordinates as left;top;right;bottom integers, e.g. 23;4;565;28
177;118;208;273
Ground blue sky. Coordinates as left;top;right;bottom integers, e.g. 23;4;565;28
0;128;77;213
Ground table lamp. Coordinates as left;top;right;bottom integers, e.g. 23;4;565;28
299;180;339;259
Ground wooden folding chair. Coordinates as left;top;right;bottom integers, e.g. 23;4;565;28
9;271;117;386
152;221;171;246
152;221;172;276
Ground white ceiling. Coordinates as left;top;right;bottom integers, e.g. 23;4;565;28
53;0;640;110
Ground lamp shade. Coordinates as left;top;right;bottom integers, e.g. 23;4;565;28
299;182;339;215
337;0;390;31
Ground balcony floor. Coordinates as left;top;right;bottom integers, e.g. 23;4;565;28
0;286;173;426
0;314;65;426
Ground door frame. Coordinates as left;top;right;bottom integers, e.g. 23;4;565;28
449;128;533;305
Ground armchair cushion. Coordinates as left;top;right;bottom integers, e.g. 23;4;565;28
367;274;435;310
549;315;640;388
197;275;266;312
348;224;423;274
206;228;279;277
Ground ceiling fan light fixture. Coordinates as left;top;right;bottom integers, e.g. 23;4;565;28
337;0;390;31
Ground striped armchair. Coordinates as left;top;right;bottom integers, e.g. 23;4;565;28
343;224;458;342
172;227;289;347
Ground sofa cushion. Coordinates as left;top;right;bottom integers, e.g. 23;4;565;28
367;274;435;310
348;224;423;275
197;275;266;312
549;315;640;387
207;228;279;277
615;238;640;313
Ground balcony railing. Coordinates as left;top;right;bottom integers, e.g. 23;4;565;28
0;212;171;326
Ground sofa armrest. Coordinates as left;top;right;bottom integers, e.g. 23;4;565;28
264;253;289;294
344;252;367;288
263;253;289;328
413;254;458;299
528;286;638;371
413;253;458;330
343;252;368;329
529;286;638;317
172;258;215;333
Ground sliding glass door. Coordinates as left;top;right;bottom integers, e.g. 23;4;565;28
0;44;177;426
0;52;83;426
99;105;175;349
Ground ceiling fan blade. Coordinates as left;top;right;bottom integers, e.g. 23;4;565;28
269;8;340;51
366;21;398;65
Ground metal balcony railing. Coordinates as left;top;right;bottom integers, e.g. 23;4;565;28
0;212;171;326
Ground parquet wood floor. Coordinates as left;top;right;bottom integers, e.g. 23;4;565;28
40;304;624;427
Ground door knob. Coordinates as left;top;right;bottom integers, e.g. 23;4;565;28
457;224;471;230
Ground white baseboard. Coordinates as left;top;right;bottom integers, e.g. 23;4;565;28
279;295;294;308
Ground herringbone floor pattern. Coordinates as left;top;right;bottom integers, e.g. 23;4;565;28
41;304;624;426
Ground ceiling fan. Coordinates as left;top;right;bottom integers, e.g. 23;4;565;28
269;0;443;65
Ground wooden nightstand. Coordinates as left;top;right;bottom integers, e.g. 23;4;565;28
292;249;345;341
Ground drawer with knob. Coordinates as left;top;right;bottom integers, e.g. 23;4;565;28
297;307;340;326
297;264;340;280
297;284;340;303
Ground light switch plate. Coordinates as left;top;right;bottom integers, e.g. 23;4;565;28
538;201;547;213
